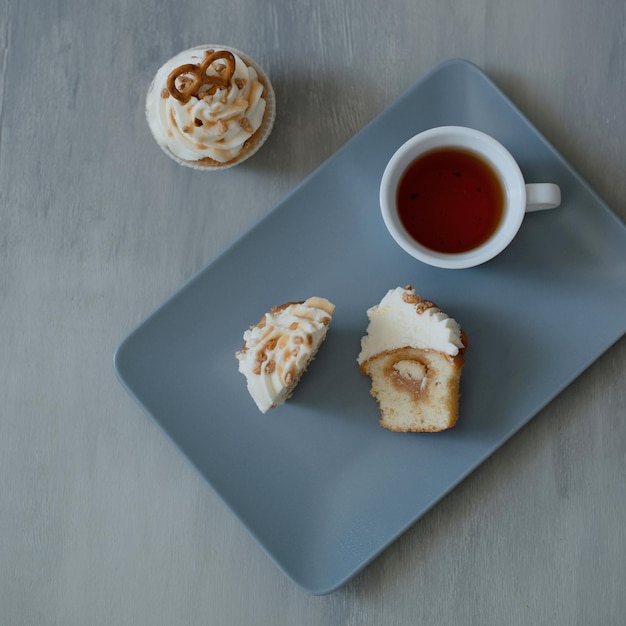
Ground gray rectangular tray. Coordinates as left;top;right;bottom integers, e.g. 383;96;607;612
114;59;626;595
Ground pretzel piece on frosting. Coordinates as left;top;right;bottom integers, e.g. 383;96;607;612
166;49;236;104
199;50;235;88
166;64;203;104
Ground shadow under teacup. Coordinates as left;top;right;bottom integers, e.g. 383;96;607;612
379;126;561;269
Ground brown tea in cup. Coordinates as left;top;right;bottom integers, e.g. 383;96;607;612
396;147;505;254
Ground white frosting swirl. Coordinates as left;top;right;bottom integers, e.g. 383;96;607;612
357;286;464;364
236;298;335;413
146;46;268;164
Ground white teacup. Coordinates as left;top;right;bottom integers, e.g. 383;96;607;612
379;126;561;269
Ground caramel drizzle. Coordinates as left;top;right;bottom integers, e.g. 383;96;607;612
246;303;322;379
166;50;236;104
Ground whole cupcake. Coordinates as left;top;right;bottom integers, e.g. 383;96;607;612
146;45;276;169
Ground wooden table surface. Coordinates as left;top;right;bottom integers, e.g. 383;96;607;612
2;0;625;623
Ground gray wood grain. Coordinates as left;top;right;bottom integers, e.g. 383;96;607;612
1;0;625;623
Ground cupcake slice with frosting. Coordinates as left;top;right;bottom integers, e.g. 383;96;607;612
236;297;335;413
358;286;466;432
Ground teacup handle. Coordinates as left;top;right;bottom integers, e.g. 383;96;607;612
525;183;561;212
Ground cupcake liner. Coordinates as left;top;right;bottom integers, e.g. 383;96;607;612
146;45;276;171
